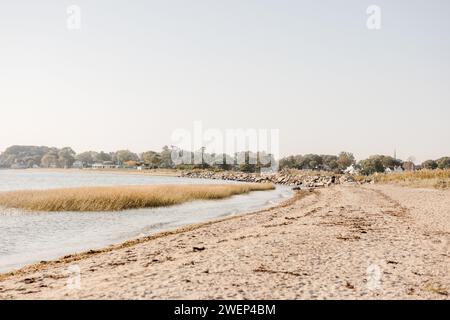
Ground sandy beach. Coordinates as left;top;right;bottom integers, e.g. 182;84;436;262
0;184;448;300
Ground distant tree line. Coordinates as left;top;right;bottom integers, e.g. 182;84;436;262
0;145;274;172
357;155;450;175
279;152;356;172
0;145;449;174
0;146;76;169
279;152;450;175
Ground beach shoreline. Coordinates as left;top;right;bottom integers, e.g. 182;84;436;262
0;188;304;282
0;184;448;299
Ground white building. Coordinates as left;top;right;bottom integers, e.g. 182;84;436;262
344;165;358;174
92;163;117;169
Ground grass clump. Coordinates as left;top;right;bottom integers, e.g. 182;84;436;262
0;183;275;212
367;169;450;189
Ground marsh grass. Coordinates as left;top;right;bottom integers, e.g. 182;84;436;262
0;183;275;212
363;169;450;189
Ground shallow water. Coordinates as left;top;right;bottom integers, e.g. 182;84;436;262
0;170;292;273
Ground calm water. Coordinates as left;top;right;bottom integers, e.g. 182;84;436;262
0;170;292;273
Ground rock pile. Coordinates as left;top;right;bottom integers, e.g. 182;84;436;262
180;170;363;189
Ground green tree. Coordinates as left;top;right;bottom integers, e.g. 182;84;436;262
0;145;53;168
421;159;438;170
113;150;139;164
358;155;385;175
94;151;112;163
436;157;450;169
302;154;322;170
141;151;161;167
159;146;174;168
213;153;233;170
402;161;415;171
58;147;76;168
321;155;338;171
380;155;402;170
41;152;59;168
279;155;296;169
336;152;356;171
76;151;95;165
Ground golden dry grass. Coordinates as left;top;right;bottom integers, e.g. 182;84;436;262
0;183;275;212
367;169;450;189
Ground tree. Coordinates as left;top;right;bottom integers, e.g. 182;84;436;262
23;157;38;168
76;151;95;165
113;150;139;164
58;147;76;168
402;161;415;171
0;153;15;168
358;155;385;175
141;151;161;167
0;145;53;168
235;151;259;172
436;157;450;169
279;156;296;169
337;152;356;171
94;151;112;163
301;154;322;170
279;152;351;171
421;159;438;170
321;155;338;171
380;155;402;170
159;146;174;168
213;153;233;170
41;153;59;168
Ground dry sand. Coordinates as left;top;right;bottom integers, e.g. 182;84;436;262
0;184;448;299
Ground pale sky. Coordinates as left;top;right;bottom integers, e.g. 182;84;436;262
1;0;449;162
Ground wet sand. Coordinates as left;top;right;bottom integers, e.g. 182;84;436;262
0;185;448;299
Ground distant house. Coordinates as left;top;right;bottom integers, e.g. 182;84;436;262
91;163;103;169
72;160;84;169
11;163;27;169
385;166;404;174
92;162;117;169
344;165;358;174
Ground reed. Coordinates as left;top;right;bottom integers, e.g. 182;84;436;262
369;169;450;189
0;183;275;212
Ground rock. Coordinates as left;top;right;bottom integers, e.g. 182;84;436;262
315;183;325;187
180;169;368;188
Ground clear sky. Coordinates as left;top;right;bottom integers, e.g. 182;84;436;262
1;0;449;162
